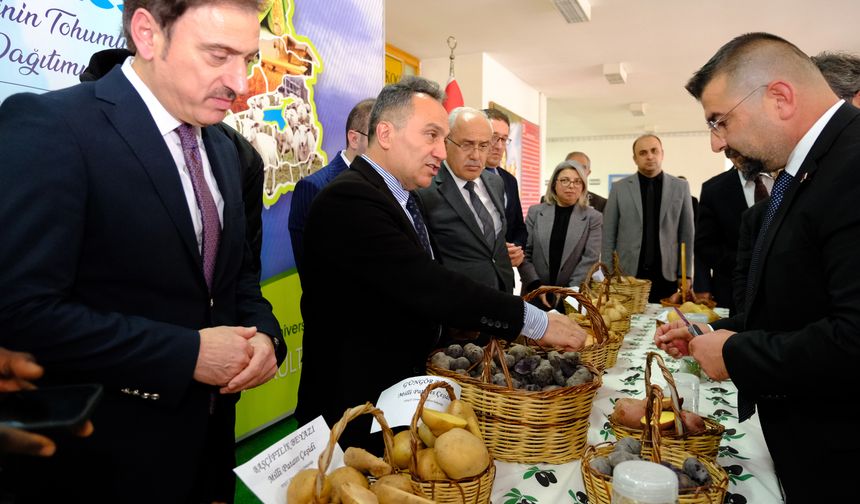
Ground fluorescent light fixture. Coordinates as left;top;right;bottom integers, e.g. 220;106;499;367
552;0;591;23
629;102;647;116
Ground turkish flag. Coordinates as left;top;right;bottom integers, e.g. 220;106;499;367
443;77;464;112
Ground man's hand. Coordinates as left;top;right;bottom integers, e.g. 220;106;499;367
194;326;255;386
536;311;588;352
689;330;733;381
506;242;524;267
220;331;278;394
0;348;42;391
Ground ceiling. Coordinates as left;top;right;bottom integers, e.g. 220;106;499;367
385;0;859;139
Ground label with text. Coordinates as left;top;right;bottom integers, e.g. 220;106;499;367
371;375;461;433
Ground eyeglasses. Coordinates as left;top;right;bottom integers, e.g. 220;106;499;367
446;137;490;153
557;177;584;188
491;135;512;146
352;130;368;137
707;84;767;139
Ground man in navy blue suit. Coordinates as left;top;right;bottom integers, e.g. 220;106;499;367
0;1;284;502
289;98;375;275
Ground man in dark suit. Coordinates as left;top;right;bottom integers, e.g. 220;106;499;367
0;1;285;502
483;108;528;250
565;151;607;213
417;107;514;293
694;150;773;314
295;76;587;449
289;98;375;276
656;32;860;502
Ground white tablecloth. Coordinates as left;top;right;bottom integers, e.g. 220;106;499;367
489;304;784;504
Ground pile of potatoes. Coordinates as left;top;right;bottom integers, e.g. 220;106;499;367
287;443;433;504
666;301;721;323
410;399;491;482
610;397;706;435
588;437;713;490
569;295;629;329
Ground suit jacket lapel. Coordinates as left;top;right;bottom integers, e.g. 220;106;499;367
659;175;673;225
438;163;489;249
626;176;643;221
752;103;859;300
561;206;587;281
537;204;555;268
204;127;242;289
94;67;201;272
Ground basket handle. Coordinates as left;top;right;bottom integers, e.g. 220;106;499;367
523;286;608;345
641;384;667;465
408;381;458;478
611;251;632;283
316;402;396;500
478;338;514;388
579;261;610;294
644;352;685;436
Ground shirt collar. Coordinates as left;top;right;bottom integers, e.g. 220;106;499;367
360;154;410;205
445;162;481;190
783;99;844;177
121;56;184;137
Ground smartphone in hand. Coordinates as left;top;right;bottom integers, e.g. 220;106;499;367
0;384;102;432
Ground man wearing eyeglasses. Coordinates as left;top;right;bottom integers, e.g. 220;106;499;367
602;134;695;303
289;98;375;276
416;107;515;294
483;109;528;255
654;33;860;502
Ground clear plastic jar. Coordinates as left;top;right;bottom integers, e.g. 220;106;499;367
611;460;678;504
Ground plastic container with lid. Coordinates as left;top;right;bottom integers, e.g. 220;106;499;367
611;460;678;504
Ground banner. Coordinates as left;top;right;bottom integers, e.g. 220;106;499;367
0;0;385;439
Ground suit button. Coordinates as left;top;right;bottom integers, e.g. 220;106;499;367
503;322;509;329
210;298;214;308
480;316;488;324
494;321;502;328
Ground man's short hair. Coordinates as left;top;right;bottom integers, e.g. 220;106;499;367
482;107;510;126
345;98;375;144
122;0;262;54
685;32;810;99
632;134;662;153
367;76;445;143
565;151;590;164
812;51;860;102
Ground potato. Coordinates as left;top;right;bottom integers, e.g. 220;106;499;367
607;308;621;322
328;466;369;504
415;448;447;481
417;422;436;448
287;468;331;504
421;408;467;436
390;429;421;470
374;484;435;504
340;481;379;504
344;447;393;478
434;428;490;480
640;411;675;429
446;399;483;440
679;301;700;313
371;474;413;495
680;410;707;435
610;398;647;429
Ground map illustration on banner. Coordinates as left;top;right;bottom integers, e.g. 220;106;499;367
226;0;325;208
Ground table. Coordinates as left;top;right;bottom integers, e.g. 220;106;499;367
489;304;784;504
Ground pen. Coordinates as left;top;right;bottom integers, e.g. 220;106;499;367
673;307;704;336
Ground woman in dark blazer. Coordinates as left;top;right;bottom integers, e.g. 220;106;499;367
520;160;602;306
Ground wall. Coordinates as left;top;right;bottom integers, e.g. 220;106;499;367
546;132;728;200
420;52;484;109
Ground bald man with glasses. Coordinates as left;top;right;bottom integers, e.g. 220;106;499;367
416;107;515;295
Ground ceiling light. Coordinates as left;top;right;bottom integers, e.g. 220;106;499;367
603;62;627;84
551;0;591;23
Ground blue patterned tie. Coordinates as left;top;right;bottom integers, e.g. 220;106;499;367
406;194;432;256
744;170;795;319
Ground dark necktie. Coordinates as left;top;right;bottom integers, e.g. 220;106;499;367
464;180;495;247
642;178;657;267
753;174;769;203
176;123;221;292
405;193;432;256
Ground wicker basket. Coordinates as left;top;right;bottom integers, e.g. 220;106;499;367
523;286;613;371
610;352;725;459
582;261;635;317
582;386;729;504
590;252;652;313
408;381;495;504
313;402;397;503
579;277;632;335
427;337;602;464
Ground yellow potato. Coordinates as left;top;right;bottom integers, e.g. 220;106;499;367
374;484;436;504
340;481;379;504
390;429;421;470
417;422;436;448
287;468;331;504
371;474;413;495
446;399;483;441
328;466;369;504
421;408;467;437
433;428;490;480
415;448;447;481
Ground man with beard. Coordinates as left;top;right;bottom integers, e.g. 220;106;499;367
655;32;860;502
693;148;773;314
